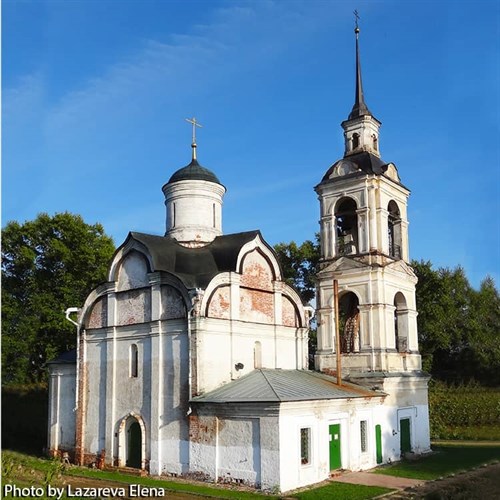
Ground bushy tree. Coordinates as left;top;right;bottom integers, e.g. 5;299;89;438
2;213;115;384
273;237;320;304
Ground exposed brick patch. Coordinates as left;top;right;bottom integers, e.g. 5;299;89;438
116;288;151;325
207;286;230;319
282;295;299;327
240;288;274;324
188;415;217;444
87;296;107;328
160;285;187;319
240;250;273;291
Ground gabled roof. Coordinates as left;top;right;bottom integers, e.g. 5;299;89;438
127;230;265;289
191;369;380;403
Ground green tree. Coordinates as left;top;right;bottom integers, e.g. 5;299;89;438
273;237;320;304
2;212;115;385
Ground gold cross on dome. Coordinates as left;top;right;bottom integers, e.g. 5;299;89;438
185;117;203;145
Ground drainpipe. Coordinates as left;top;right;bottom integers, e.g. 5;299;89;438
64;308;80;411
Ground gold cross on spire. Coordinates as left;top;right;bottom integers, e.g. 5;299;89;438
185;117;203;161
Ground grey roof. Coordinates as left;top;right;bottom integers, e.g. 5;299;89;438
126;230;273;289
191;369;379;403
165;159;222;185
47;349;77;365
322;151;389;181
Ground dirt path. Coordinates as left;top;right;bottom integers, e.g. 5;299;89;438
383;462;500;499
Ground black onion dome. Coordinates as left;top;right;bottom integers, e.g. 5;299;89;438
167;159;221;185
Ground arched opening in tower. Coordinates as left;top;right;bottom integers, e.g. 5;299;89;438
335;198;358;256
394;292;408;353
339;292;360;353
388;200;402;259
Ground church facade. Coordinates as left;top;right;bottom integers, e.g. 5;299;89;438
47;24;430;493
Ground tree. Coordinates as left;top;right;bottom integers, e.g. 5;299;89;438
412;260;500;385
2;213;115;385
273;237;320;304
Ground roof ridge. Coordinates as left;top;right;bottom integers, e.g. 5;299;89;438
259;369;282;401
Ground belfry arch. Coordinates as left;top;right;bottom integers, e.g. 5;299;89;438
394;292;409;353
388;200;402;259
339;292;360;353
335;197;358;256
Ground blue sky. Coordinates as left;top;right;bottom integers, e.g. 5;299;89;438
3;0;499;288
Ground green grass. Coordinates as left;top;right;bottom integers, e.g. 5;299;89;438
290;482;392;499
66;468;277;499
434;424;500;441
373;444;500;480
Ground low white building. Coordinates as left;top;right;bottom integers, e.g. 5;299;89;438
48;23;430;493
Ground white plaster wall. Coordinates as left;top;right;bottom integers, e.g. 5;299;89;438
217;418;261;486
48;364;76;451
163;180;225;245
278;399;383;493
194;318;307;394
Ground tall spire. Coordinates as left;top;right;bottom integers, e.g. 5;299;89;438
348;10;372;120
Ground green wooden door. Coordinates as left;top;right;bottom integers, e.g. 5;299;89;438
375;424;383;464
127;421;142;468
400;418;411;454
329;424;341;470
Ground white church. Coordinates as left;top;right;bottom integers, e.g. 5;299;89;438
48;23;431;493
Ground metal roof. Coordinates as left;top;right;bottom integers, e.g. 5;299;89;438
166;158;222;185
191;369;379;403
127;230;267;289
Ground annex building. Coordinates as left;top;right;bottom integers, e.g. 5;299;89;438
48;24;431;493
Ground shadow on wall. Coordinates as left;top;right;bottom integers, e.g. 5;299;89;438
2;385;48;455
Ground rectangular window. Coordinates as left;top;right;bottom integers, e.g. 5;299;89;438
130;344;138;378
360;420;367;453
300;428;311;465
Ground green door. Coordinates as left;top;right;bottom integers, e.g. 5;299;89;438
329;424;341;470
127;421;142;468
375;424;383;464
400;418;411;455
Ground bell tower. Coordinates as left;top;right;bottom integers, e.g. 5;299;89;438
314;21;422;379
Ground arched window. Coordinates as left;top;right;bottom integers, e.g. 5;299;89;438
372;134;378;151
352;133;360;150
254;341;262;369
130;344;138;378
336;198;358;255
394;292;408;353
388;200;402;259
339;292;360;353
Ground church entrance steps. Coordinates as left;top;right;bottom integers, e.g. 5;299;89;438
105;466;148;477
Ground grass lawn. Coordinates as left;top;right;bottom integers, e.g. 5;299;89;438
3;450;394;499
373;444;500;480
290;482;392;499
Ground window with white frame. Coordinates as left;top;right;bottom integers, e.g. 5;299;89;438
300;428;311;465
360;420;368;453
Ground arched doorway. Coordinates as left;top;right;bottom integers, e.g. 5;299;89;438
117;413;146;469
127;420;142;468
